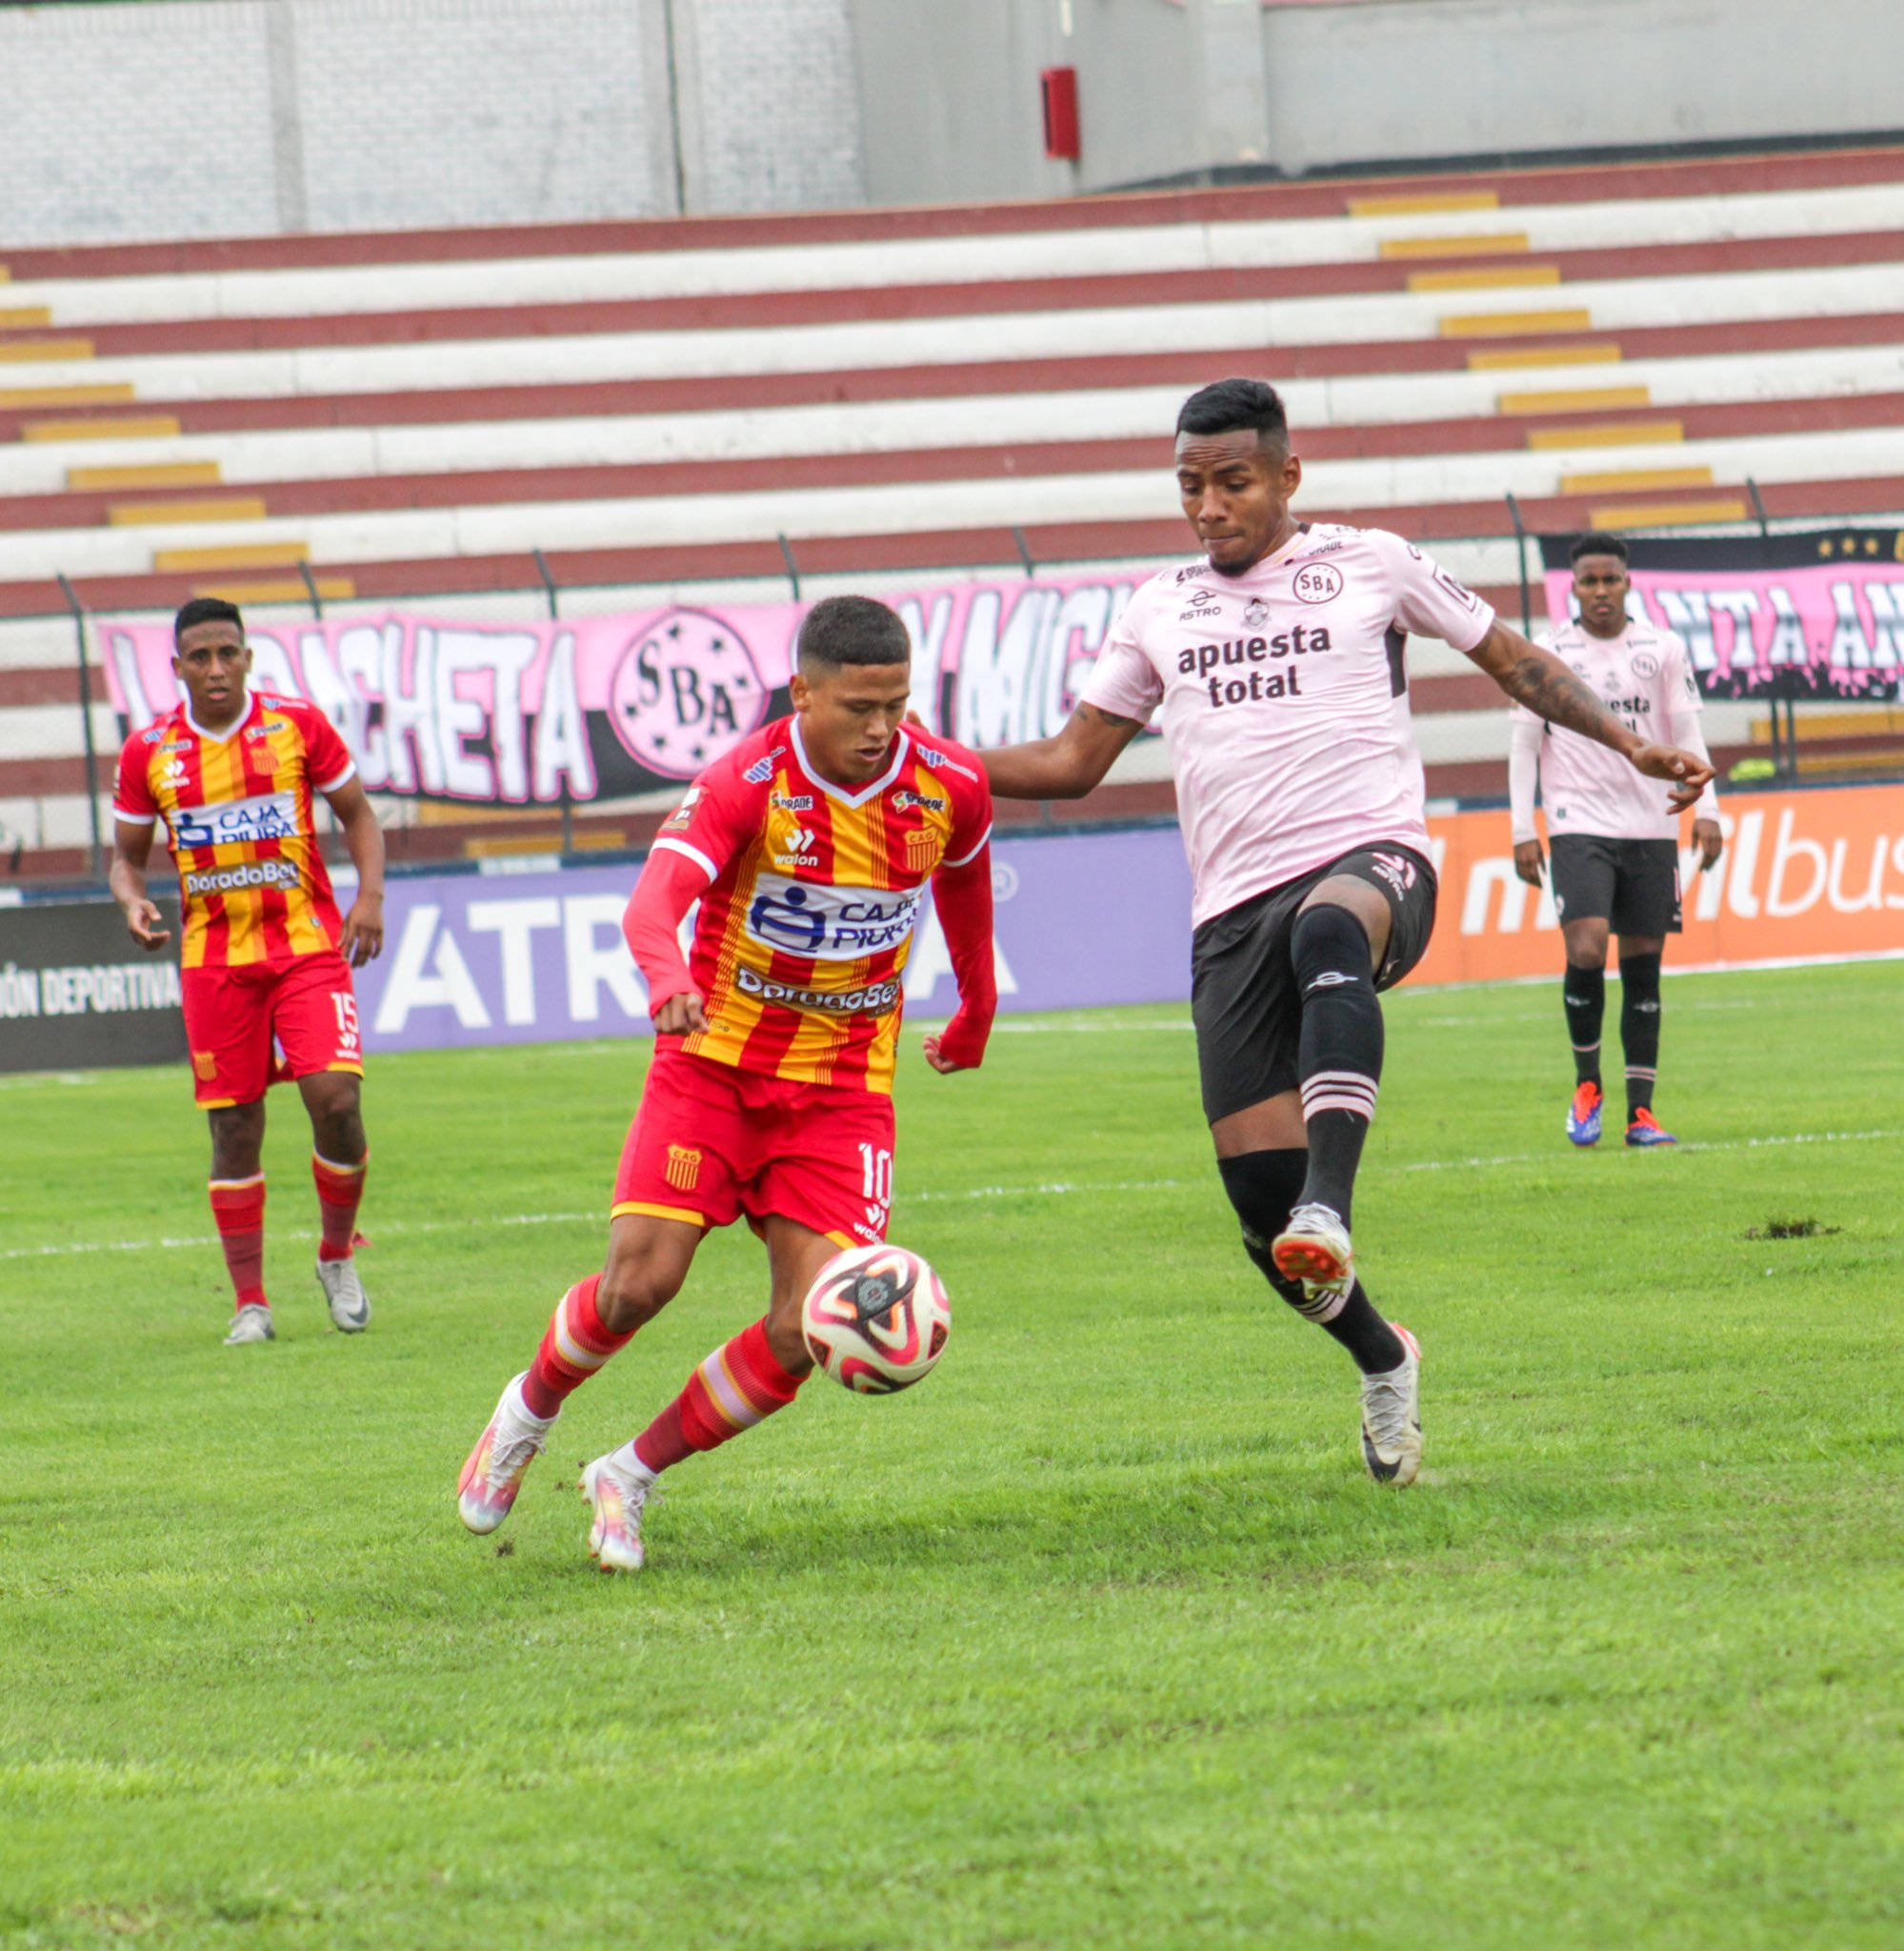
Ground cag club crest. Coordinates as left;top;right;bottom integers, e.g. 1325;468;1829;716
608;608;772;779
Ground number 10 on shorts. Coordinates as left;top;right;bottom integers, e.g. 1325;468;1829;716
858;1142;892;1207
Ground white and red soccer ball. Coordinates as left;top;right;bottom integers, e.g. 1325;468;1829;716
801;1244;951;1394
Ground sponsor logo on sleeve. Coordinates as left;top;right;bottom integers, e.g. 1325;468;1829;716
741;745;787;785
742;874;923;962
660;784;703;835
917;747;979;781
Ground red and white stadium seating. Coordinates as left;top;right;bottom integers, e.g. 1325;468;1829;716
5;146;1904;876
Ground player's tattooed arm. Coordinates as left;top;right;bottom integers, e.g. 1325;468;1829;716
1466;620;1715;809
981;701;1144;801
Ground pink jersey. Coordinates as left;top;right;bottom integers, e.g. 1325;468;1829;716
1510;617;1718;844
1083;523;1495;925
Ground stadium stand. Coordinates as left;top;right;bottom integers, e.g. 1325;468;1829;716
5;146;1904;877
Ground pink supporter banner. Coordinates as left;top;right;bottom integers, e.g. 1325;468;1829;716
1541;529;1904;700
98;571;1144;806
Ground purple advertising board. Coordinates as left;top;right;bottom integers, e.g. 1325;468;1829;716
349;824;1194;1054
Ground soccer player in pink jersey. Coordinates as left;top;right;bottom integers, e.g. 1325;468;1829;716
981;380;1714;1485
1510;533;1724;1149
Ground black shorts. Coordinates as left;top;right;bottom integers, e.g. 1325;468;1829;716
1190;844;1438;1125
1549;835;1682;936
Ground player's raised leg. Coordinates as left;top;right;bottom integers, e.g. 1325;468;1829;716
578;1213;829;1572
1213;1112;1422;1484
1273;875;1393;1289
457;1212;699;1535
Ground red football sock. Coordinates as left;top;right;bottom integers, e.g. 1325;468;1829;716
311;1150;367;1262
520;1276;638;1420
632;1317;805;1476
209;1175;268;1310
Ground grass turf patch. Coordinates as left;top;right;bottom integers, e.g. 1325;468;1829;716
2;962;1900;1948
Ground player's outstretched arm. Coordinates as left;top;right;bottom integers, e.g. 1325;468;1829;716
923;847;997;1075
323;777;387;967
981;702;1144;801
1466;619;1715;811
109;821;170;951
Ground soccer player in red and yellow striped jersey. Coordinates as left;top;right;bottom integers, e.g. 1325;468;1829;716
109;598;388;1344
458;595;997;1570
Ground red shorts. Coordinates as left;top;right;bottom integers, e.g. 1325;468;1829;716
611;1048;894;1250
181;950;363;1108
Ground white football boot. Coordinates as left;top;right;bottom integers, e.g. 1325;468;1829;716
579;1452;655;1573
457;1375;553;1535
314;1257;371;1333
223;1303;274;1345
1272;1201;1354;1296
1360;1324;1423;1486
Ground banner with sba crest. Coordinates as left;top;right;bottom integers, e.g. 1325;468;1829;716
97;569;1149;809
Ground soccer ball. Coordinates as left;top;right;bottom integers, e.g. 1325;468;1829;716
801;1243;951;1395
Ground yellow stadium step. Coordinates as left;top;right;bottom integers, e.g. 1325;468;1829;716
70;460;223;492
1440;308;1594;338
0;338;93;363
1749;706;1904;742
1587;496;1749;530
1378;232;1530;260
1349;191;1500;217
0;308;53;331
20;411;178;441
1562;464;1713;495
1408;265;1559;292
109;495;269;528
0;266;10;283
153;541;309;573
1499;384;1652;415
190;574;356;604
461;829;626;856
1528;419;1685;452
3;383;140;414
1469;343;1622;372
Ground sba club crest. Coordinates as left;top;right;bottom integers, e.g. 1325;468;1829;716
609;609;771;779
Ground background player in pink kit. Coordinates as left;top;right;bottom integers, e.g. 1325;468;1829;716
457;596;996;1572
981;380;1714;1486
1511;533;1724;1148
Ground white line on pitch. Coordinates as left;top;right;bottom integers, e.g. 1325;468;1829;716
6;1130;1896;1264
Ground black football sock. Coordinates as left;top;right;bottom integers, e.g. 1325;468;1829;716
1562;963;1605;1089
1214;1152;1405;1374
1291;903;1383;1228
1619;950;1663;1119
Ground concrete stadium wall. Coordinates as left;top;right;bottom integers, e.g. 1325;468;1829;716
852;0;1904;202
0;0;863;245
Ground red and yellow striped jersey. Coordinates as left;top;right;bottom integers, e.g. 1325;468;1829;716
653;715;992;1094
112;689;355;971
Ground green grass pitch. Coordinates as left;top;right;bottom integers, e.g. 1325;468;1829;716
3;961;1901;1949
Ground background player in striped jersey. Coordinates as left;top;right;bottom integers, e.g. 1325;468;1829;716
1511;532;1723;1148
977;379;1714;1486
110;598;386;1343
458;595;996;1572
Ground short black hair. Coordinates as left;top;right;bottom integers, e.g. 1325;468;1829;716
1570;532;1630;568
173;595;244;643
796;594;911;673
1175;377;1290;450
